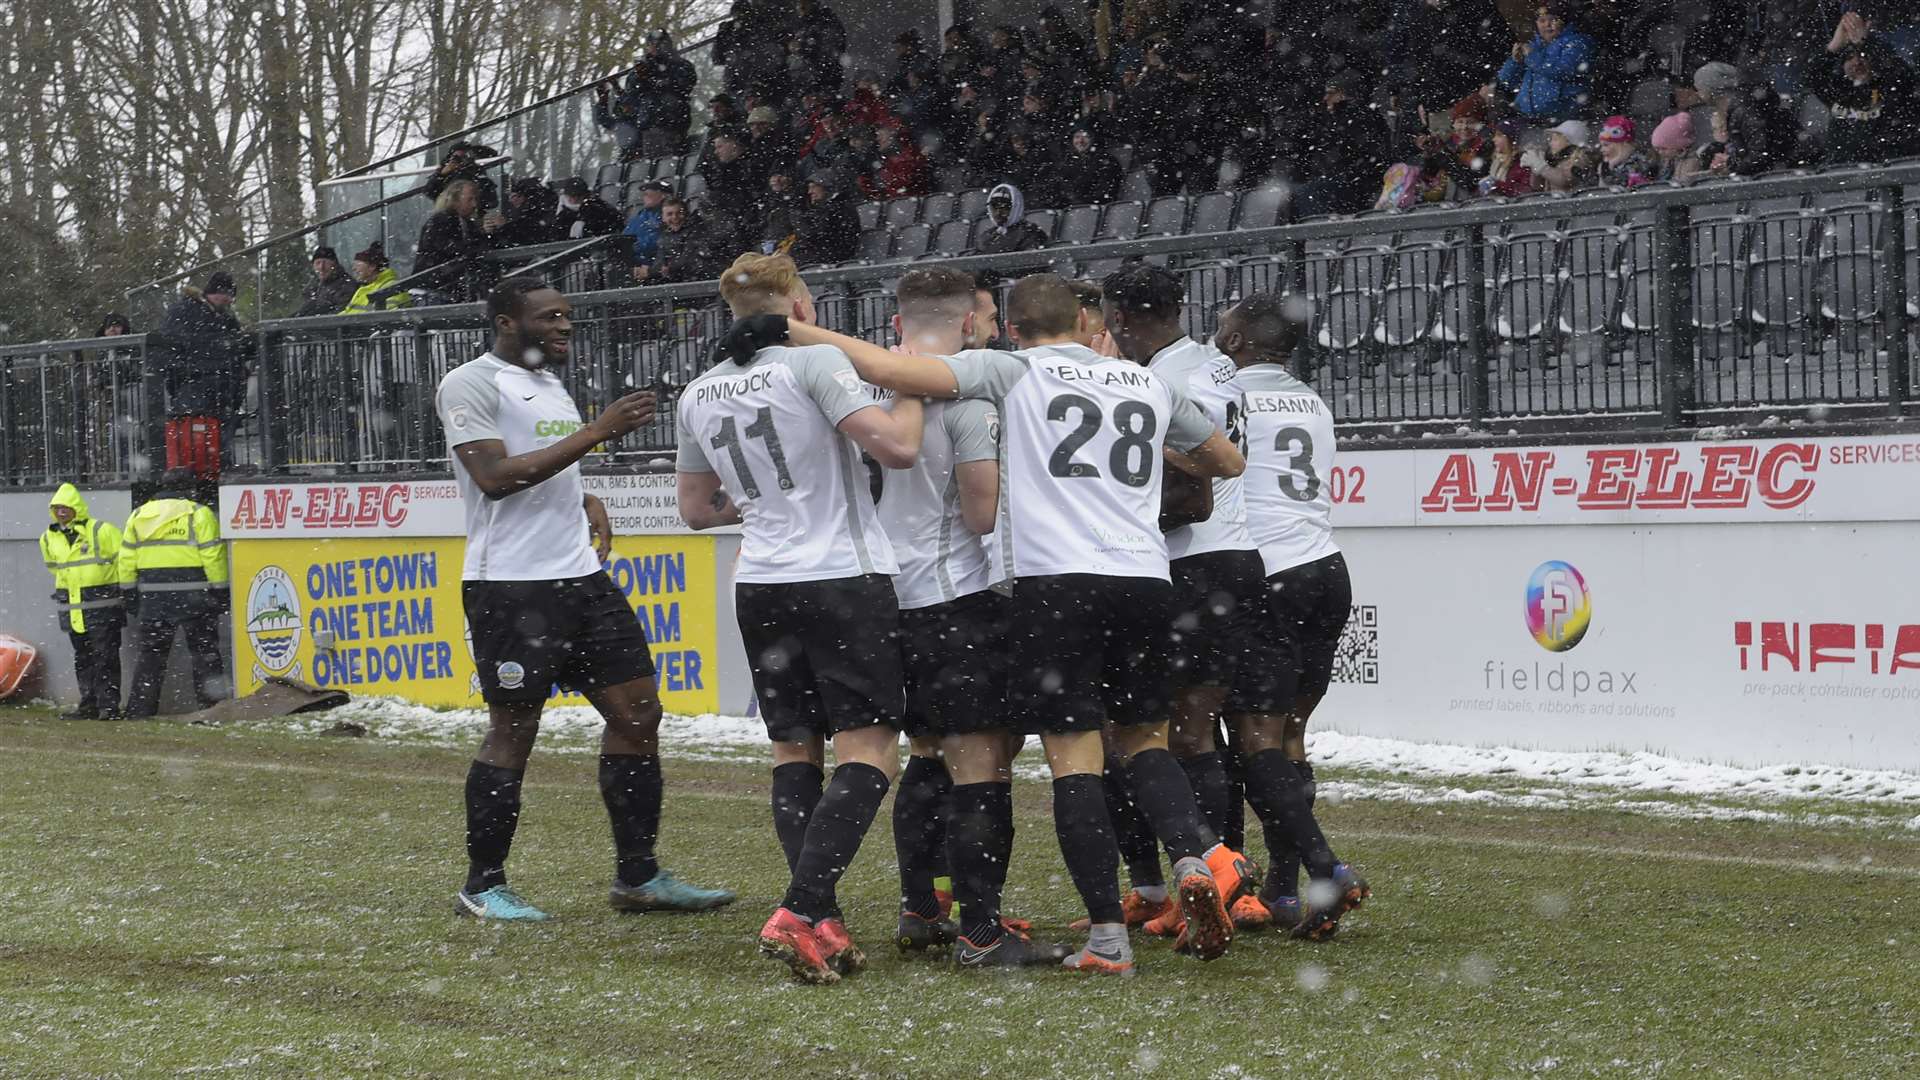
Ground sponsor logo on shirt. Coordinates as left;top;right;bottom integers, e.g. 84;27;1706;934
534;419;584;437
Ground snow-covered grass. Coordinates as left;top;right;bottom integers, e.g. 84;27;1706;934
1;710;1916;1079
280;697;1920;832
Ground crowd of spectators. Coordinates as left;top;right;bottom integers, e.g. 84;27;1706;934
299;0;1920;312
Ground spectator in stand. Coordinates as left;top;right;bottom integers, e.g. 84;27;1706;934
1650;112;1700;182
1017;81;1071;148
1476;121;1539;195
552;177;624;239
1071;88;1127;150
963;106;1013;181
422;142;499;211
941;22;984;85
714;0;790;100
792;175;861;266
1292;69;1392;217
342;244;411;314
1807;12;1920;165
1001;126;1064;208
1414;93;1493;185
792;0;848;94
746;106;801;184
841;124;885;186
496;178;561;247
1693;61;1801;174
1376;152;1461;209
800;110;855;177
1523;119;1595;192
622;180;671;282
896;65;952;144
709;93;746;136
1490;1;1595;125
414;178;502;302
976;183;1049;253
1059;127;1123;205
979;25;1029;115
1033;5;1091;85
147;272;251;476
295;246;358;317
845;74;905;133
1594;116;1656;187
700;130;761;233
1694;107;1734;177
860;125;931;199
889;30;933;96
97;314;131;338
1119;40;1193;196
1386;0;1506;114
653;197;725;284
756;167;807;252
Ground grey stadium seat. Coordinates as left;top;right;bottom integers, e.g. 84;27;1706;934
1190;191;1237;235
933;219;973;257
885;197;922;230
920;193;957;227
856;227;894;262
892;223;933;260
1096;201;1144;242
1058;205;1102;246
1143;197;1188;237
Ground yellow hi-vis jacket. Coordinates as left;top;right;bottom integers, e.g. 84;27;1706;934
117;496;229;618
39;483;130;633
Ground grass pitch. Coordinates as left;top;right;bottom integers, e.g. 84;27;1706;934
0;708;1915;1080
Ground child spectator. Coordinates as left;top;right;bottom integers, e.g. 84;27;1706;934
1595;116;1655;188
1523;119;1594;192
1476;122;1538;196
1376;152;1461;209
1650;112;1700;182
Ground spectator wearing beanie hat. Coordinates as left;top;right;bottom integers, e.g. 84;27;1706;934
1523;118;1593;192
1692;60;1799;174
297;245;357;316
342;244;410;314
1415;92;1493;182
1595;116;1654;188
1651;112;1700;182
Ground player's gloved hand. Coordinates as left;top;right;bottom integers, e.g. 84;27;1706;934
712;313;790;366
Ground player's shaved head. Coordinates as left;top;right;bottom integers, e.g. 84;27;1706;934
894;267;977;323
1216;291;1304;369
1005;273;1081;341
719;252;808;317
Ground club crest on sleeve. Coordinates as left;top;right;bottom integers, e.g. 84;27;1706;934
449;406;470;430
833;368;862;396
496;661;526;689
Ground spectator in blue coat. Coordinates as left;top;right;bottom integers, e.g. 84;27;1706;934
1491;1;1595;123
623;181;672;282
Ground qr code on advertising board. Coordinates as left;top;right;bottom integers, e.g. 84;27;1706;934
1331;605;1378;685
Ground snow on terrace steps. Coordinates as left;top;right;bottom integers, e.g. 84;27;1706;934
293;698;1920;812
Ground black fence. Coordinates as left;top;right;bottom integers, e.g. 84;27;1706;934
6;165;1918;488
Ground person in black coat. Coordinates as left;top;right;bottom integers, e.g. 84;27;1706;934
653;198;726;284
1291;70;1391;217
551;177;626;239
1804;14;1920;165
421;142;500;211
496;178;563;247
413;178;502;302
1059;127;1123;205
1384;0;1506;113
294;247;359;317
791;175;861;266
146;272;251;421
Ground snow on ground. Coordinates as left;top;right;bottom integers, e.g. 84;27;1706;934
280;698;1920;830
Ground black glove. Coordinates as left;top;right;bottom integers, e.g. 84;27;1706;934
712;313;790;366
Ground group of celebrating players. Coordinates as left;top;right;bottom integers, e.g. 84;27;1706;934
435;251;1367;985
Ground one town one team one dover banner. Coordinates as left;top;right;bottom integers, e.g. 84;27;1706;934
227;536;719;714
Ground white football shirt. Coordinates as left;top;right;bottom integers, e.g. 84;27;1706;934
1146;337;1256;561
943;343;1217;582
436;352;602;582
1239;362;1340;575
871;389;1000;609
676;344;900;584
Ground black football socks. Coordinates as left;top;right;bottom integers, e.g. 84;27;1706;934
892;755;953;920
1179;750;1235;855
947;780;1014;946
599;753;663;888
1053;774;1124;925
1244;749;1337;884
1127;748;1216;864
771;761;825;873
783;762;892;922
1102;754;1165;890
464;761;525;894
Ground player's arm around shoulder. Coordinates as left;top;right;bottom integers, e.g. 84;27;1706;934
788;343;926;469
785;320;962;398
948;397;1001;536
1161;379;1244;480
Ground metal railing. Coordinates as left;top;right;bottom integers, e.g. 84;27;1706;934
0;336;158;487
7;164;1918;488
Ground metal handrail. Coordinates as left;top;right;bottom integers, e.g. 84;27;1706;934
336;28;723;179
367;234;622;304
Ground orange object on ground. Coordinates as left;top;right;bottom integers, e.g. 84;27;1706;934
0;635;40;699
